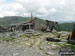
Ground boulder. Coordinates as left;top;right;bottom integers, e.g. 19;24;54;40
46;37;61;42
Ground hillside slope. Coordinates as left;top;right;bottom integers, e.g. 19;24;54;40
0;16;31;25
58;23;75;32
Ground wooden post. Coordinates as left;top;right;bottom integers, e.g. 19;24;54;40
29;23;31;30
71;24;75;40
31;12;33;20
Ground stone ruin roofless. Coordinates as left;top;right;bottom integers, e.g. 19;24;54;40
0;18;60;32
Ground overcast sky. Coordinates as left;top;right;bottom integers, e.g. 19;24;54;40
0;0;75;21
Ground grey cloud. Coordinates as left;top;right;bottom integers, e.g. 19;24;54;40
0;0;75;21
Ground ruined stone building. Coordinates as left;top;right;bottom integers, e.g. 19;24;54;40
46;20;60;32
9;18;39;32
8;17;60;32
0;17;60;32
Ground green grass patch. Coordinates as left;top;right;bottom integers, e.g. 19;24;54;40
55;42;75;51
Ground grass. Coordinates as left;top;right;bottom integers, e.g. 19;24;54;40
55;42;75;51
0;36;16;42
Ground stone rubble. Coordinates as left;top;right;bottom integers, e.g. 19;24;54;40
0;31;72;56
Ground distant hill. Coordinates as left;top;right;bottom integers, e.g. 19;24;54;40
0;16;46;26
0;16;30;26
58;23;75;32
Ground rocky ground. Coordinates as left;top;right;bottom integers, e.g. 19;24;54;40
0;31;75;56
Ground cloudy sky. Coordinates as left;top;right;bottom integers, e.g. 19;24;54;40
0;0;75;21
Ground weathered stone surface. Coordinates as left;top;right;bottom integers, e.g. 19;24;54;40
0;31;73;56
